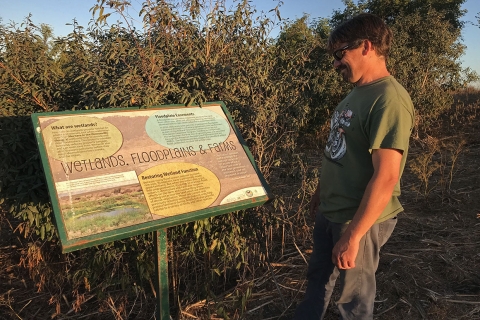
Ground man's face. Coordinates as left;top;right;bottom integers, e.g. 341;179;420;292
332;41;364;84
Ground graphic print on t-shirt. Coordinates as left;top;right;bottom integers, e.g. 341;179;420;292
325;109;354;161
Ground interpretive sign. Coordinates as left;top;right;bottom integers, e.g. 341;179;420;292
32;102;272;253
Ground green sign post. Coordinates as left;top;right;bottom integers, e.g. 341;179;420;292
31;102;272;319
155;229;170;319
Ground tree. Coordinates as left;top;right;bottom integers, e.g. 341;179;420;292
0;17;62;115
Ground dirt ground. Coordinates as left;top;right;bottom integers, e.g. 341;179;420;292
1;91;479;319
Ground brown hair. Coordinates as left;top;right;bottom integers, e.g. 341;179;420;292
327;13;393;59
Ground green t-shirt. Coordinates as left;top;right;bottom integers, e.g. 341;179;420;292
319;76;414;223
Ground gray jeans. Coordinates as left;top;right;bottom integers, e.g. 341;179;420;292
294;213;397;320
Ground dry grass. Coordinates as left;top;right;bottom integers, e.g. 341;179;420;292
1;88;479;319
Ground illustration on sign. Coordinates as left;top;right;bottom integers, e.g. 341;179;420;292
35;104;268;241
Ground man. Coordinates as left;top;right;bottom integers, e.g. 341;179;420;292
294;13;415;320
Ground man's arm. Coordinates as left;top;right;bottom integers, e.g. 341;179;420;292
332;148;402;269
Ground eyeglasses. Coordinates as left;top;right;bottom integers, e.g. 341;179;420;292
332;41;363;61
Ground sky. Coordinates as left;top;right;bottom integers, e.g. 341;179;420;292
2;0;479;85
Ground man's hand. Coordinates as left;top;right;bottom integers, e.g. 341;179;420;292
331;235;359;269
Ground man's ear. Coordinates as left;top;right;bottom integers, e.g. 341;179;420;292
362;40;374;56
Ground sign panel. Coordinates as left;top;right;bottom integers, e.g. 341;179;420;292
32;102;272;252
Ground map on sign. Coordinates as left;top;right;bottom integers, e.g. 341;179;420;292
32;102;271;252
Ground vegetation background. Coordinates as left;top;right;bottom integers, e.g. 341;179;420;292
1;0;479;319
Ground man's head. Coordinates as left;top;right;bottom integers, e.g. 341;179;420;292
327;13;393;85
327;13;393;59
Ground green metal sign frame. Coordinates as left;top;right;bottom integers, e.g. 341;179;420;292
31;101;272;251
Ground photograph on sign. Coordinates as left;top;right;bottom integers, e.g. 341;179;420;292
34;103;269;243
